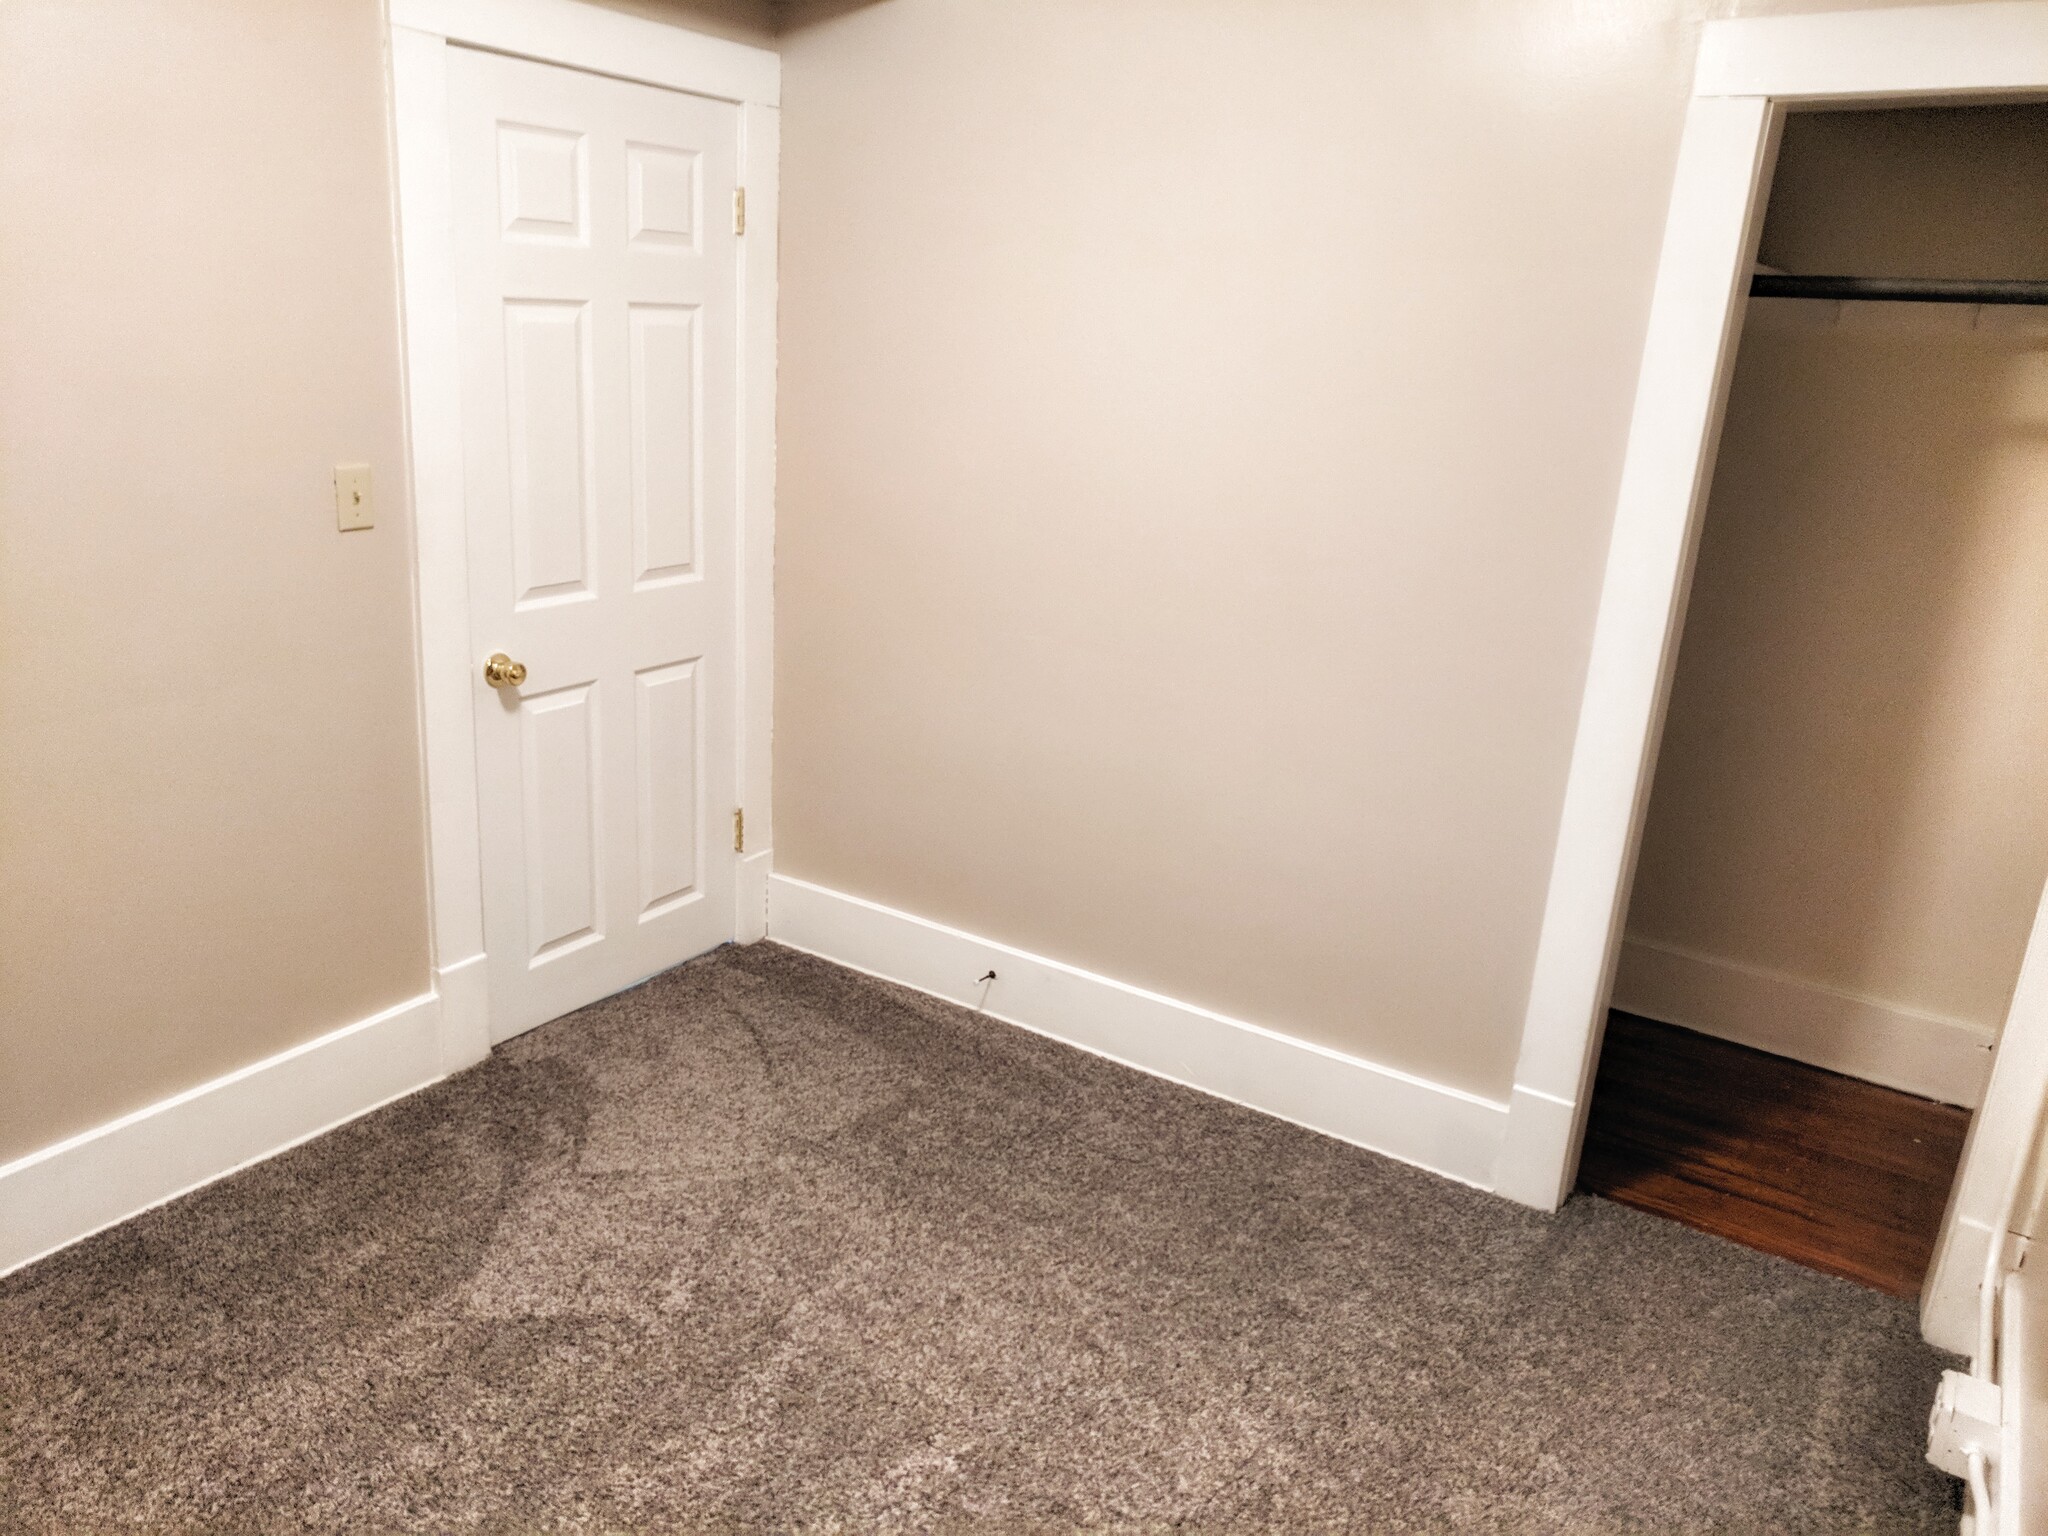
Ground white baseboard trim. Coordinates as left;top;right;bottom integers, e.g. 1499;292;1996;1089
1614;936;1996;1107
767;874;1509;1190
0;988;453;1279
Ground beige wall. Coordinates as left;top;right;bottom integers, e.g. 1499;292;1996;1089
770;0;2010;1102
773;0;1697;1101
4;0;2020;1170
1625;106;2048;1034
0;0;432;1162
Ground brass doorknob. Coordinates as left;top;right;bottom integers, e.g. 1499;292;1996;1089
483;653;528;689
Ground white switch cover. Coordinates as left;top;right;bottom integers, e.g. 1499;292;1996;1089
335;464;373;532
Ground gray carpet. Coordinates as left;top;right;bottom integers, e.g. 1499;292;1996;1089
0;943;1959;1533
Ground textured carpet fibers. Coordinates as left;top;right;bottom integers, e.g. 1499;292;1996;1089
2;943;1958;1532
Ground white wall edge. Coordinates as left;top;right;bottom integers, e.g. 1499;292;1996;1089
767;875;1509;1191
1697;2;2048;101
390;0;780;106
0;990;451;1280
1614;937;1995;1108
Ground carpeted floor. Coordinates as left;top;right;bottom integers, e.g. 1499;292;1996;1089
1;943;1960;1533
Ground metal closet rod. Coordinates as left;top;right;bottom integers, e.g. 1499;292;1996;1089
1750;273;2048;304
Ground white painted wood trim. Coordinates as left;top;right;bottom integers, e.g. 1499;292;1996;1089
1495;93;1779;1213
1613;937;1995;1108
736;850;772;944
1928;877;2048;1353
389;0;780;107
736;98;779;887
1927;1214;1999;1358
387;4;781;1051
1696;2;2048;102
392;23;489;998
1505;2;2048;1410
437;951;493;1073
0;990;453;1278
768;876;1509;1190
1997;1259;2045;1536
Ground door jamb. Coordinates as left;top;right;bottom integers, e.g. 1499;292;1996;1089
385;0;779;1065
1489;0;2048;1350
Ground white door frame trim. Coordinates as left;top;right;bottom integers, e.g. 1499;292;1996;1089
391;0;780;107
1493;0;2048;1269
386;0;778;1062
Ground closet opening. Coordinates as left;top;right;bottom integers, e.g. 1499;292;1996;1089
1577;101;2048;1299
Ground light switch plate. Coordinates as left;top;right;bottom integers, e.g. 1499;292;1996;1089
335;464;373;532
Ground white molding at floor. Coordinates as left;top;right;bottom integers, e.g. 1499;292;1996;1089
0;990;453;1279
1613;936;1995;1108
767;875;1509;1190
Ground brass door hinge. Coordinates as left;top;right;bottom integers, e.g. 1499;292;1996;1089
734;808;745;853
733;187;747;236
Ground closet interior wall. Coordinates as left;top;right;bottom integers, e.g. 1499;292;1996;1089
1615;104;2048;1109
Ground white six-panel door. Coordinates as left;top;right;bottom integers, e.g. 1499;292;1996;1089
450;46;740;1042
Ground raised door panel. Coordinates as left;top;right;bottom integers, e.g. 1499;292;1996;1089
635;660;702;917
627;304;699;586
626;143;699;252
518;682;604;961
498;123;588;245
502;300;595;606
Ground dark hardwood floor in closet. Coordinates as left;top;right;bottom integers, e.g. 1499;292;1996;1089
1577;1012;1971;1297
